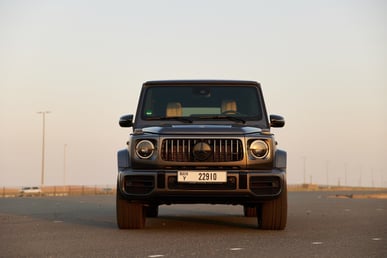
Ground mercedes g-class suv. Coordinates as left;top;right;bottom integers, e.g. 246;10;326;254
117;80;287;229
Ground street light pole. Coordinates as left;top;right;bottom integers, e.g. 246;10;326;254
302;156;306;185
37;111;50;187
326;160;329;187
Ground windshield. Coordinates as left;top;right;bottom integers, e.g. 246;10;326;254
141;85;263;121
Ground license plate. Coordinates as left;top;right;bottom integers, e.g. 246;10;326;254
177;171;227;183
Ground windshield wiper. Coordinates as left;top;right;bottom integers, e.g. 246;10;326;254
198;115;246;124
147;116;193;123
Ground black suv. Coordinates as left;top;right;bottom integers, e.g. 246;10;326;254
117;80;287;229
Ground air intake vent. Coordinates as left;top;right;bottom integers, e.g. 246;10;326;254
161;139;243;162
250;176;281;195
124;175;154;194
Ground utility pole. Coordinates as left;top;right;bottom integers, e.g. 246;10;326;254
64;144;67;187
37;111;50;187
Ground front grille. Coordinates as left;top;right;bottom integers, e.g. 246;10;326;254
161;138;243;162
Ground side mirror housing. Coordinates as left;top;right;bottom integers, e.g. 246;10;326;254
270;114;285;128
119;114;134;127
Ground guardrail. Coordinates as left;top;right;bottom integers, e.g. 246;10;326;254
288;184;387;192
1;185;115;198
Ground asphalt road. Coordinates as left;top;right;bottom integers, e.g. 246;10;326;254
0;191;386;258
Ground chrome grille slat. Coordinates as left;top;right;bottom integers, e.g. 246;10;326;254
161;138;243;162
172;140;174;160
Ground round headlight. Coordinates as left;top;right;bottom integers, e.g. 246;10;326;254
135;140;155;159
249;140;269;159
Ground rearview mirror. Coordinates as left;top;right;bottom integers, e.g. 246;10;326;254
270;114;285;128
119;114;134;127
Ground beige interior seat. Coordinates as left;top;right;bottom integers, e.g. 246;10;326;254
166;102;182;117
221;99;237;114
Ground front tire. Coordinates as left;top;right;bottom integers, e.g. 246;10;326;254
116;189;146;229
257;184;287;230
243;206;257;217
146;205;159;217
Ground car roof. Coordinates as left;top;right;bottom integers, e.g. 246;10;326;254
143;80;260;86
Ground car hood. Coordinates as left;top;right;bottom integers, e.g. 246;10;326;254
139;125;262;135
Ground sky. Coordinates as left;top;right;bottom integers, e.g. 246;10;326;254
0;0;386;187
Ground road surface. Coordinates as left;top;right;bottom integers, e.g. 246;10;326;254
0;191;386;257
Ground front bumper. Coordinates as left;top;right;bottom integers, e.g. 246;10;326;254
117;169;286;205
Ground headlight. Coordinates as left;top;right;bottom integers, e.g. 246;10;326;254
249;140;269;159
135;140;155;159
